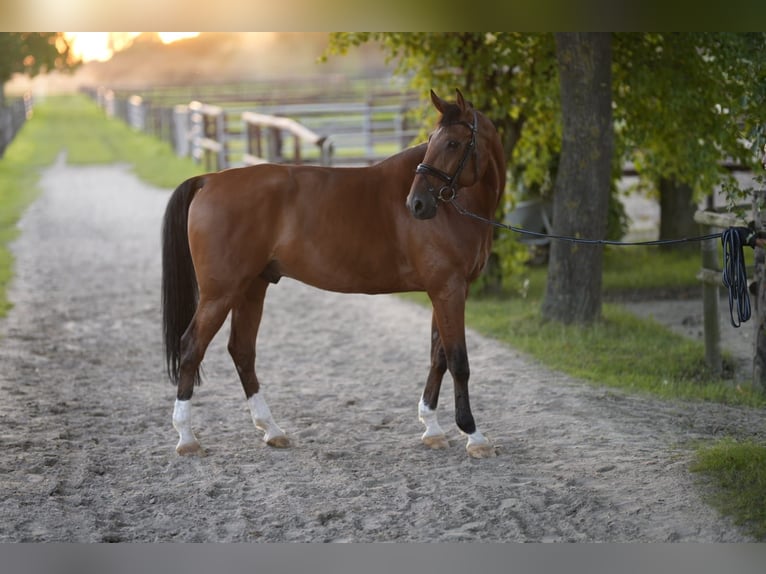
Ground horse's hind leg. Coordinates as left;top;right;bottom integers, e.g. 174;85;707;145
419;312;449;449
228;278;289;448
173;296;231;455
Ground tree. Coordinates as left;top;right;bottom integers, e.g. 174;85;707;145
541;33;613;324
612;33;766;238
0;33;77;105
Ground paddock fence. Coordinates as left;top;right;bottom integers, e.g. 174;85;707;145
0;93;34;159
86;82;421;171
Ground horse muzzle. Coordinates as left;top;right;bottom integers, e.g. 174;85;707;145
406;186;438;220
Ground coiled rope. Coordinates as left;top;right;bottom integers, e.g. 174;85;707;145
721;227;753;327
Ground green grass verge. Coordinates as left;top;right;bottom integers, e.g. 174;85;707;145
692;439;766;540
0;94;202;317
45;94;203;188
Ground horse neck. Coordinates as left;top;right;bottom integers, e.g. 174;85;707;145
372;142;428;185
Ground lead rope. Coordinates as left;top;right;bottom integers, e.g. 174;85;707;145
449;199;756;327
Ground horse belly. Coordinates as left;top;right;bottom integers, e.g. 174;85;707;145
279;252;419;294
275;233;420;295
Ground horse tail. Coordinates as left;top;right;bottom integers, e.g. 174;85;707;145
162;175;205;386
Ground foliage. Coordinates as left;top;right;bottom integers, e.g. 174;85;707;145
0;33;78;103
612;33;766;206
692;439;766;540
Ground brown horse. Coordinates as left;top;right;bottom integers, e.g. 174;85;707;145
162;89;506;458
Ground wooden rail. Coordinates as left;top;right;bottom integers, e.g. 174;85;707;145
188;101;227;172
88;85;418;169
241;111;333;166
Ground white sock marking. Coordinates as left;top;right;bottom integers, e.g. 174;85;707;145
466;429;489;447
172;399;198;449
247;392;286;443
418;396;445;439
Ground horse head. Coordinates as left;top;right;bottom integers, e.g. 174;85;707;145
406;89;497;220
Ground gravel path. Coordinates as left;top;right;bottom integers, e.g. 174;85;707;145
1;155;763;542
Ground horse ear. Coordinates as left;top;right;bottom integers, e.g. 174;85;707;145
430;89;447;113
455;88;467;111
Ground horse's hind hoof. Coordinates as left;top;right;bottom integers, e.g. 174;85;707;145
266;435;291;448
176;440;204;456
466;443;496;459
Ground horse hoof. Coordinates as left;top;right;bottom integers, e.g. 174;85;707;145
176;441;203;456
466;443;496;459
422;434;449;450
266;435;291;448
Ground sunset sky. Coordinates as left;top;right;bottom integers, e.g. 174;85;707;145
64;32;200;62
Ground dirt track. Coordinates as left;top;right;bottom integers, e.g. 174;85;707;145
1;155;764;542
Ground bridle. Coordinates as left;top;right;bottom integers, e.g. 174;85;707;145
414;110;479;203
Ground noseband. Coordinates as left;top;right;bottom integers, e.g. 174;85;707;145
415;110;478;202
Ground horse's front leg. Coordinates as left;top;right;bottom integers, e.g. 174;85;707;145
429;286;495;458
419;311;449;449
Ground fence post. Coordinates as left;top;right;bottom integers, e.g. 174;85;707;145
127;95;145;131
753;189;766;391
188;101;203;164
700;229;722;375
172;105;190;157
0;106;10;158
215;110;227;170
694;209;734;375
364;99;374;161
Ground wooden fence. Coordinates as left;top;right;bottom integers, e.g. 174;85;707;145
90;85;419;171
0;93;34;158
241;111;333;166
694;194;766;392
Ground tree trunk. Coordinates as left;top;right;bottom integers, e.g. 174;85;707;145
541;33;613;324
658;177;699;250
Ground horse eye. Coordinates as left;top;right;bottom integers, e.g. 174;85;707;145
447;140;460;150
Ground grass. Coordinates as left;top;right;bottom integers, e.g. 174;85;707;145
0;94;202;317
692;439;766;540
